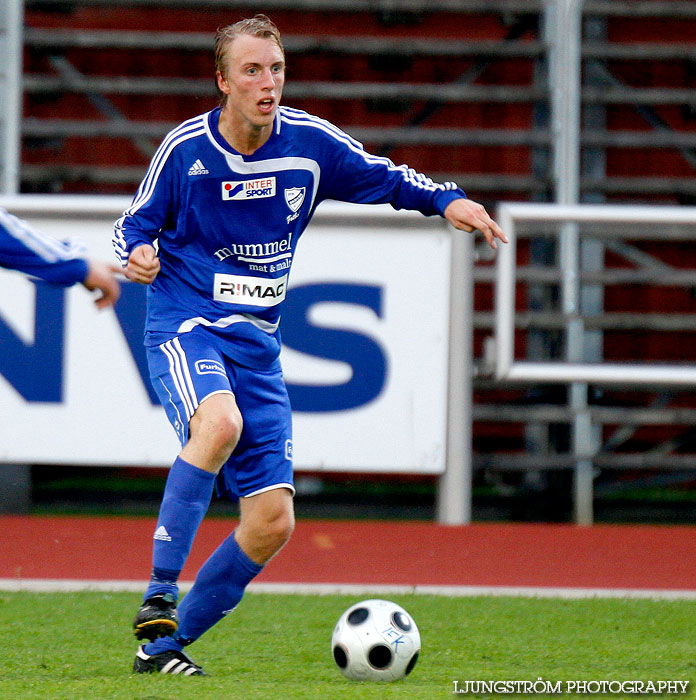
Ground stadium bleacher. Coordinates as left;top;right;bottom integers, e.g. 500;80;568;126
21;0;543;200
19;0;696;203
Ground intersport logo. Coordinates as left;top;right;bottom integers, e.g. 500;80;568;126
213;273;288;307
222;177;276;200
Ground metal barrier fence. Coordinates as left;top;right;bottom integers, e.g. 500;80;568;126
492;202;696;524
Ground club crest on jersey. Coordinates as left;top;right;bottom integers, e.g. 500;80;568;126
285;186;305;223
285;187;306;212
222;177;276;200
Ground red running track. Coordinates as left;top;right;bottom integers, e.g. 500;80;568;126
1;516;695;590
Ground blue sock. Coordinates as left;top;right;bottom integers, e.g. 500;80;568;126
143;635;183;656
172;531;263;645
144;456;216;601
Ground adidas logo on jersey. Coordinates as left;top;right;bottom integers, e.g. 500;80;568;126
154;525;172;542
188;159;209;176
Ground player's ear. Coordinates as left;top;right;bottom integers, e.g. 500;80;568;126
216;70;230;95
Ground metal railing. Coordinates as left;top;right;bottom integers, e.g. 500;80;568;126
0;0;22;194
487;202;696;522
494;203;696;385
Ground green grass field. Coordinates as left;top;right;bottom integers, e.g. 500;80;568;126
3;591;695;700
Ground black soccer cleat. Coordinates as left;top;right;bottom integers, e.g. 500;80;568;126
133;644;207;676
133;593;179;641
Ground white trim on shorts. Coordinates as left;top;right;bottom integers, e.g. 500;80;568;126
243;482;296;499
197;388;235;408
160;337;199;422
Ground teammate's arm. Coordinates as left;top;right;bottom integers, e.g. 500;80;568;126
0;207;122;308
83;259;123;308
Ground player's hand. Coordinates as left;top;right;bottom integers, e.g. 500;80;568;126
83;260;122;309
125;244;160;285
444;198;508;250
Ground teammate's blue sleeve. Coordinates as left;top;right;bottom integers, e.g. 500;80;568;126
319;129;466;216
0;207;88;286
113;134;180;265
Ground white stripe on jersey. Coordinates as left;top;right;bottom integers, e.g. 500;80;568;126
279;106;363;149
280;107;460;191
112;228;130;265
279;109;447;193
198;118;323;213
0;207;85;263
114;117;206;224
131;115;207;212
113;115;207;263
177;312;281;336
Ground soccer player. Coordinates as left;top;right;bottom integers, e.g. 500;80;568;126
0;206;120;307
114;14;506;676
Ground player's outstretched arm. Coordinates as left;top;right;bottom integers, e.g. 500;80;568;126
125;243;160;285
443;198;508;250
83;260;123;309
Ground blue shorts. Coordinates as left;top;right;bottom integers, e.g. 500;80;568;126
147;328;294;501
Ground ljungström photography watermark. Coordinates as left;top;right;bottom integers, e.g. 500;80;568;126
452;679;691;695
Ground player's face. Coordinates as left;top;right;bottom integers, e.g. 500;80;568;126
216;34;285;132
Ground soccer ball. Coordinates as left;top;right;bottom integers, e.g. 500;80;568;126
331;599;421;682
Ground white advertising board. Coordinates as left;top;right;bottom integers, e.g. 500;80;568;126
0;198;450;473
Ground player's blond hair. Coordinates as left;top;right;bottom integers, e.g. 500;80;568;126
214;14;284;103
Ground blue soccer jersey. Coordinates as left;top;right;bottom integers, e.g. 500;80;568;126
113;106;466;368
0;206;88;286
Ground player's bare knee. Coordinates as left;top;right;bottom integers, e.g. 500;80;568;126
267;508;294;548
216;410;243;450
192;409;243;456
245;504;294;555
